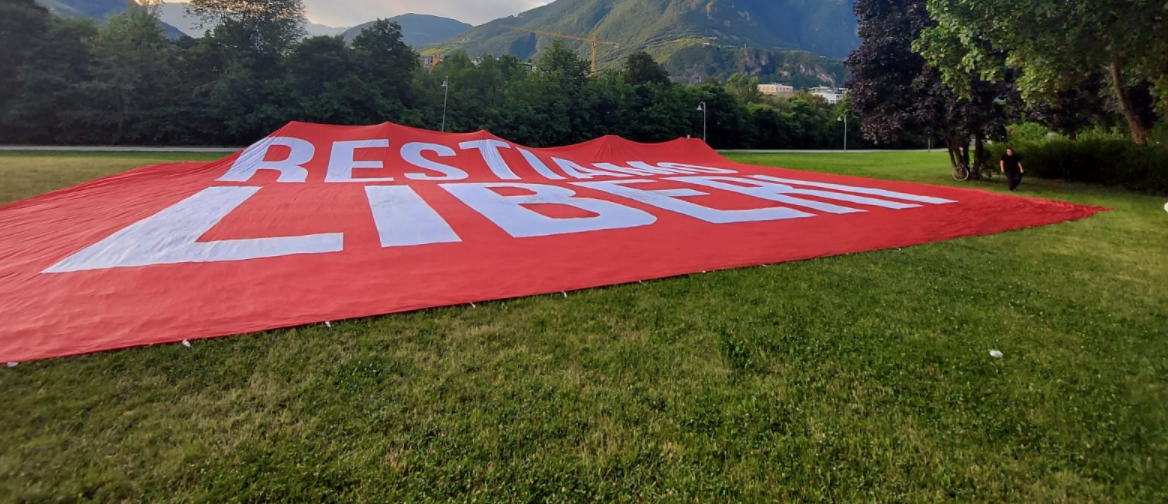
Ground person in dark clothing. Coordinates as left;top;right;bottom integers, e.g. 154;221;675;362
1000;147;1025;191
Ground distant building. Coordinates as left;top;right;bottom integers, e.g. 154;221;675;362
420;54;443;72
757;83;795;97
808;86;849;104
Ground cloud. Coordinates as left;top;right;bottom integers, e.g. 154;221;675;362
299;0;555;27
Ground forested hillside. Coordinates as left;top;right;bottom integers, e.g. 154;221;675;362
437;0;857;83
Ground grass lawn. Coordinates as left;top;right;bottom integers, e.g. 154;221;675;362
1;151;1165;503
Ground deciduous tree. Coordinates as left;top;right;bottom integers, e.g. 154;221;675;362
83;5;178;144
623;52;669;86
846;0;1010;171
351;19;418;116
188;0;305;57
916;0;1168;144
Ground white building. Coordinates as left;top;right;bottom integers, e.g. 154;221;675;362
757;83;795;97
808;86;849;104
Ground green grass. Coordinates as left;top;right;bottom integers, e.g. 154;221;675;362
1;151;1166;503
0;151;224;206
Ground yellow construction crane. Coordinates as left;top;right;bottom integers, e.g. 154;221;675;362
504;26;619;73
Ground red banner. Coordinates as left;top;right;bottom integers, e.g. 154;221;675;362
0;122;1104;361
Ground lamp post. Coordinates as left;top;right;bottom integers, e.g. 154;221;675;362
838;115;847;151
696;101;707;143
441;77;449;132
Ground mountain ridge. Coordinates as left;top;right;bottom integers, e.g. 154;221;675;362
342;14;472;47
34;0;187;38
156;3;349;38
33;0;857;86
432;0;857;85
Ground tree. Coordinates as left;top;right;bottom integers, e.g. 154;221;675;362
0;0;49;99
284;36;371;124
695;81;752;148
0;3;857;149
188;0;305;57
725;74;764;104
0;0;50;141
916;0;1168;145
1024;76;1109;139
286;36;353;98
4;17;97;144
351;19;418;116
623;52;669;86
536;40;591;84
510;41;595;146
82;5;178;144
846;0;1009;172
426;53;527;133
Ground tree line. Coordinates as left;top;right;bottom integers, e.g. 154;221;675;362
0;0;874;150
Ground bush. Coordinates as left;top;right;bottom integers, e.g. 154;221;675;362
987;139;1168;195
1005;122;1055;143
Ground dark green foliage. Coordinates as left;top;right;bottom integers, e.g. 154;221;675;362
283;36;375;125
846;0;1013;171
1024;76;1110;139
80;5;180;144
535;39;591;80
0;9;870;150
0;0;50;138
917;0;1168;145
351;19;419;120
988;140;1168;195
623;51;669;86
4;16;97;144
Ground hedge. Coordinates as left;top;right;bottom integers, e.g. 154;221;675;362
986;139;1168;195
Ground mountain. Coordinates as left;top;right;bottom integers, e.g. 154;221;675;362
34;0;127;18
157;3;347;38
35;0;188;38
156;2;206;37
438;0;858;84
663;45;847;88
305;20;347;37
343;14;472;48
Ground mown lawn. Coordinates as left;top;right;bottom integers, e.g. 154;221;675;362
1;151;1165;503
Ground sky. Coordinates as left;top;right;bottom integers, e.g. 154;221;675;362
168;0;556;27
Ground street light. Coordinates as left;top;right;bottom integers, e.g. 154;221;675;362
441;77;449;132
696;102;707;143
837;115;847;151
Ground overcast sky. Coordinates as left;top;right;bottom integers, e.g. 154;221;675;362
169;0;556;27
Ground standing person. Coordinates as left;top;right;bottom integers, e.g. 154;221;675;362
1000;147;1025;191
